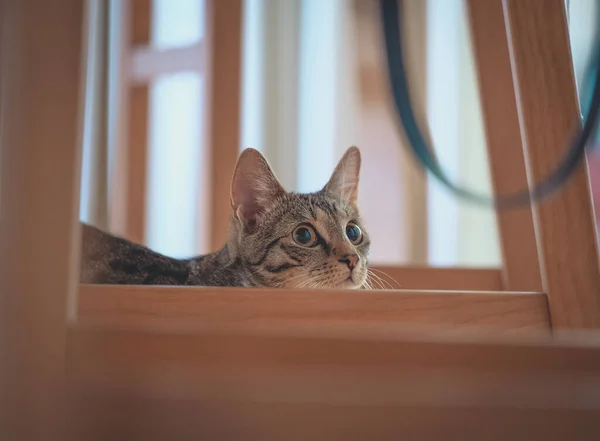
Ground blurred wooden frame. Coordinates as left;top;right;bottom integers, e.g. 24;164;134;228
3;0;600;439
114;0;241;251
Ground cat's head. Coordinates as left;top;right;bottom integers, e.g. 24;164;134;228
227;147;370;289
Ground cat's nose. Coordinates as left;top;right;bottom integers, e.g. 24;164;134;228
339;254;359;270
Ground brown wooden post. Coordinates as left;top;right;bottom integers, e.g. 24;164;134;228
0;0;85;438
125;0;152;244
466;0;543;292
505;0;600;328
204;0;243;251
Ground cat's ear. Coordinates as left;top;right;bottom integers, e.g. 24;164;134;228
230;148;285;229
323;146;361;206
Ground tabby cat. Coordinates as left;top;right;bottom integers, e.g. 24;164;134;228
80;146;370;289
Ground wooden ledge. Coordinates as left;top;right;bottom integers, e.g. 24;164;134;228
78;284;550;335
69;323;600;372
69;325;600;440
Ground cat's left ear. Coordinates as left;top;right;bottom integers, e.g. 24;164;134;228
323;146;361;206
230;148;285;230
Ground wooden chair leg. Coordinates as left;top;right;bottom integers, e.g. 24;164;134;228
505;0;600;328
467;0;543;293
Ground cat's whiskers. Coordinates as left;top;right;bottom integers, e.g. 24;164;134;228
295;280;312;289
366;269;397;290
296;276;321;290
297;273;341;290
361;278;374;290
368;271;391;290
299;279;320;290
368;268;400;289
366;272;385;290
287;270;329;289
285;273;312;284
374;274;394;290
369;267;400;284
365;269;380;288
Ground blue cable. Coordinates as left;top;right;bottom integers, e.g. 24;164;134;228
379;0;600;209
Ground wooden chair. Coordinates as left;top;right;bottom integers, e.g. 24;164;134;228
2;0;600;439
108;0;595;295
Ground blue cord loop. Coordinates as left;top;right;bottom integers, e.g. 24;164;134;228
379;0;600;209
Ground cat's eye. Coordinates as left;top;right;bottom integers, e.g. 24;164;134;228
293;225;318;247
346;223;363;245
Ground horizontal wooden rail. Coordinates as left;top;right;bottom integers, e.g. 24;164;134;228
129;43;204;84
69;325;600;440
371;265;503;290
78;285;549;335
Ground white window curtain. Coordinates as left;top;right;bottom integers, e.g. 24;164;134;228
242;0;301;190
80;0;111;230
241;0;358;193
297;0;360;193
568;0;598;96
352;0;500;266
79;0;128;236
144;0;206;258
425;0;500;267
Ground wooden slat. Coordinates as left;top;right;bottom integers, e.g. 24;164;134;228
126;85;149;243
204;0;243;250
124;0;150;243
131;0;151;45
372;265;503;290
68;326;600;440
78;285;550;335
505;0;600;328
466;0;542;292
129;43;204;84
0;0;84;438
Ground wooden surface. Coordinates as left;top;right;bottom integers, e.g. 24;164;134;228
205;0;243;251
505;0;600;328
70;399;600;441
372;265;503;290
78;285;550;335
68;326;600;440
467;0;542;292
0;0;84;439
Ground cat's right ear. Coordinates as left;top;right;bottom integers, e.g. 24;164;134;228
230;148;285;230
